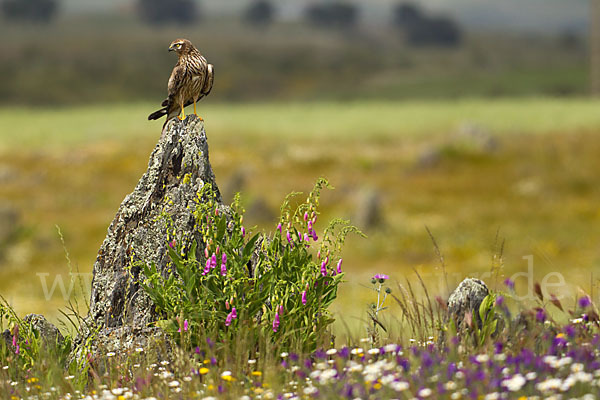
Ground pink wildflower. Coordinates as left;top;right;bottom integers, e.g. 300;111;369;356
273;312;280;332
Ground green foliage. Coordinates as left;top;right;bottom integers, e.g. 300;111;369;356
140;179;359;352
475;293;498;347
0;296;71;378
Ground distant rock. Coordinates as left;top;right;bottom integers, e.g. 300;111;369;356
355;188;383;231
454;123;499;153
246;197;276;224
222;169;247;204
414;146;442;170
0;164;18;184
0;203;21;261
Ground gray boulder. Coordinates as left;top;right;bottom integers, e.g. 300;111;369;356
446;277;489;331
23;314;64;347
70;115;225;363
2;314;63;353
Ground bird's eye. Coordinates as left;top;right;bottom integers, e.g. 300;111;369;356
177;43;182;48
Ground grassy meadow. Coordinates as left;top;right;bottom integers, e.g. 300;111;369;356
1;98;600;338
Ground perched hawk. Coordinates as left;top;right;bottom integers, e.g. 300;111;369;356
148;38;214;126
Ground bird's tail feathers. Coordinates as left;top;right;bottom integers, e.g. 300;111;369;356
148;108;167;120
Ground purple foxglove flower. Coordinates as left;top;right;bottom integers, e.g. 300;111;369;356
304;212;309;222
302;291;307;305
286;231;292;243
277;223;282;233
241;226;246;237
14;344;19;355
211;253;217;269
503;278;515;290
373;274;389;280
273;312;280;332
279;305;284;314
168;239;176;249
12;335;16;347
220;254;227;275
298;231;302;241
308;221;313;231
225;312;233;327
321;260;327;277
184;319;189;331
579;296;592;309
336;259;343;274
231;307;237;319
304;233;309;242
203;258;211;275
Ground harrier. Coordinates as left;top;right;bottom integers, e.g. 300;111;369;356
148;38;214;126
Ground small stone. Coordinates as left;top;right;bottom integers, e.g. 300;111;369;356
446;277;489;331
23;314;64;347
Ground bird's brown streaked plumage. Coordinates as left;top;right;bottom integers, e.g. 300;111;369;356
148;38;214;126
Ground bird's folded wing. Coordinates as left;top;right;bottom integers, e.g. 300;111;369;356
167;63;186;100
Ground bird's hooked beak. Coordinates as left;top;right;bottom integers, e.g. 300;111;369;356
168;45;175;52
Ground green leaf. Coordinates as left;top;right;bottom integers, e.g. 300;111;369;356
243;233;261;263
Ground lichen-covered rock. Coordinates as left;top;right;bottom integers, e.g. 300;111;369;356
70;115;224;363
23;314;64;347
446;277;489;331
90;326;174;376
2;314;63;353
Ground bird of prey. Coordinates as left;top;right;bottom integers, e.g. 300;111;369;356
148;38;214;126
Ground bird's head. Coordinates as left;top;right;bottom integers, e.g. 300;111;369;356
168;39;193;56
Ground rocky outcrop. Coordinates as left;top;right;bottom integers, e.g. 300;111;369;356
70;116;224;363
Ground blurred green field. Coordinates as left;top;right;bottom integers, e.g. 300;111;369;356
1;98;600;336
0;16;588;106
